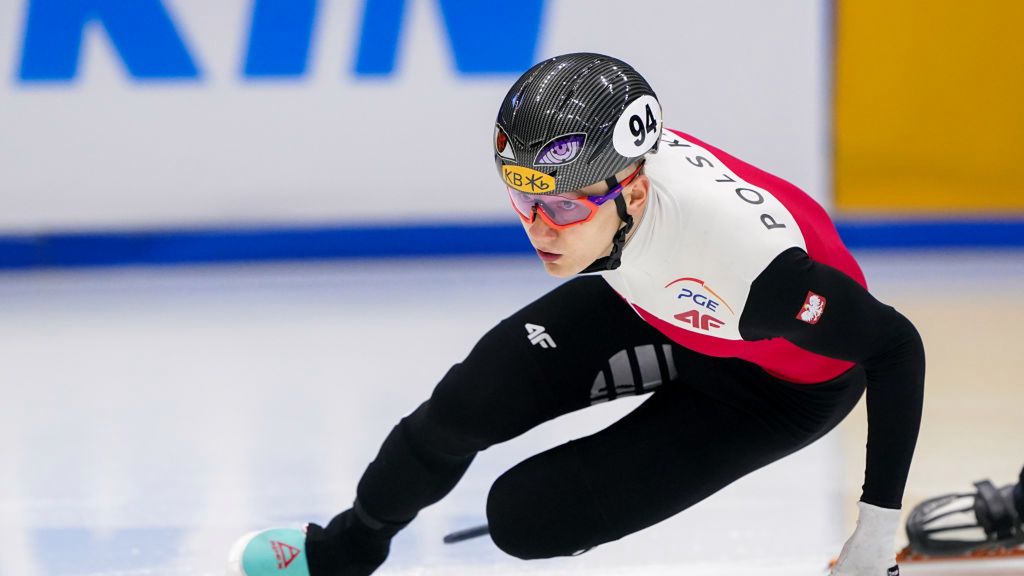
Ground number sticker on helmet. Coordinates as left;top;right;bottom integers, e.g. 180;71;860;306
535;133;586;166
613;95;662;157
495;125;516;161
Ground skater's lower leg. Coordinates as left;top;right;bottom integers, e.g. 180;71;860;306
305;398;480;575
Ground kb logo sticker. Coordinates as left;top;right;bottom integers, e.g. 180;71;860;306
504;165;555;193
613;95;662;157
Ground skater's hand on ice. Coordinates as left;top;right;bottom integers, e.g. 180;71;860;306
830;501;901;575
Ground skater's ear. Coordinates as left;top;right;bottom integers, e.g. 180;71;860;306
623;169;650;217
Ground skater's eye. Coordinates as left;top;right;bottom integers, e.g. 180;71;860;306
495;125;516;161
535;133;586;166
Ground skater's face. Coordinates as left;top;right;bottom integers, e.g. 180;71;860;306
521;163;649;278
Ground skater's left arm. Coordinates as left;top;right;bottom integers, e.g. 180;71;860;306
740;247;925;574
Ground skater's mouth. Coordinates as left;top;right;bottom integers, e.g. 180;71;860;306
536;249;561;262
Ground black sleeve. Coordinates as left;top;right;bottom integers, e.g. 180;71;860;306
739;247;925;509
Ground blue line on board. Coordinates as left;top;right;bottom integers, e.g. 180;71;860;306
0;219;1020;269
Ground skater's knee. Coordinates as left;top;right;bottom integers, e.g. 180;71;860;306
486;447;610;559
486;467;555;559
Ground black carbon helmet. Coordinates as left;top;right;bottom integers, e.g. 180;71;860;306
494;52;662;196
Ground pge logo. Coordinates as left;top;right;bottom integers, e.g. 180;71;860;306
665;277;734;332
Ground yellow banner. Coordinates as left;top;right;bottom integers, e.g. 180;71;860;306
835;0;1024;213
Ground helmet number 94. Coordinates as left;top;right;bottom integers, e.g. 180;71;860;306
613;95;662;156
629;104;659;147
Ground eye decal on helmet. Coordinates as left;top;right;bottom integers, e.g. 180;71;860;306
495;125;516;161
535;133;586;166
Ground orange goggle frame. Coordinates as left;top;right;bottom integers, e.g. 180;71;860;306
506;162;644;230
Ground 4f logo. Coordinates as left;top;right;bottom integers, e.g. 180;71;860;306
674;310;723;331
525;323;556;348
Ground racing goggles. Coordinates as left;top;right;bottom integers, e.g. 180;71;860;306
507;161;644;229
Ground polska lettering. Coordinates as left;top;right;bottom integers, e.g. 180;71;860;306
661;134;787;231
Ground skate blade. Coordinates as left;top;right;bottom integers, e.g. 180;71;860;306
827;546;1024;573
895;544;1024;564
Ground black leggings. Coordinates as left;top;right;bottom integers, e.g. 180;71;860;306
345;277;864;559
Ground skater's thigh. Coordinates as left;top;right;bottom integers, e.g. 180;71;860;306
486;360;865;558
429;276;681;438
574;363;864;536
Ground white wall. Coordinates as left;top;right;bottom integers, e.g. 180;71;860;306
0;0;831;233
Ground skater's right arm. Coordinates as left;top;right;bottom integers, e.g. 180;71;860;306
740;247;925;510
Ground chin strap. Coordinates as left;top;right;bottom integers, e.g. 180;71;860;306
579;194;634;274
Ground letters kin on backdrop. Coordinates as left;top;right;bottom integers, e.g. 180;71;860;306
16;0;546;81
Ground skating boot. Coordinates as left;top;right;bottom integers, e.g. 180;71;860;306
899;465;1024;562
228;527;310;576
227;504;407;576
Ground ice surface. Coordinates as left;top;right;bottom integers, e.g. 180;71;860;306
1;252;1021;576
